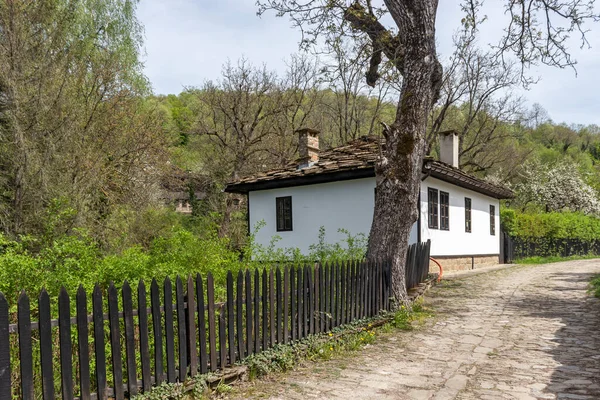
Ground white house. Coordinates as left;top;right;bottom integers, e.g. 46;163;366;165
225;129;514;271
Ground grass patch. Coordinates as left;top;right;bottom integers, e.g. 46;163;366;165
589;274;600;298
517;254;600;264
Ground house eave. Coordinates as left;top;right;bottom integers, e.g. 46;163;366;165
224;168;376;194
423;162;514;199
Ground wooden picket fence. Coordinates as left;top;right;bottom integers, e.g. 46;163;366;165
0;240;431;399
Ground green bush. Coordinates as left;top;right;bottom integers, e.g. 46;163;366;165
0;226;242;308
501;209;600;240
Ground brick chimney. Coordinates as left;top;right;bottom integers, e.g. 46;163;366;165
439;130;459;168
297;128;320;168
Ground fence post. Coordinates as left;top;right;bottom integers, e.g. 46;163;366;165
18;291;34;400
138;281;152;392
93;285;108;399
150;279;164;384
39;290;54;400
108;283;125;399
226;272;236;365
122;281;138;396
76;286;92;400
207;273;217;372
175;277;188;381
186;276;198;377
163;278;176;383
0;293;10;399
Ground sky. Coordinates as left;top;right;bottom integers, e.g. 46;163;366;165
137;1;600;126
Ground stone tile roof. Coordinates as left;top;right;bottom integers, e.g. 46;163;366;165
225;136;514;199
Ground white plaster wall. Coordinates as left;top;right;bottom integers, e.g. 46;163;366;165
249;178;377;254
248;176;499;257
419;177;500;256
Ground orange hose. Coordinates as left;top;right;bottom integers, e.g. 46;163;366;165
429;257;443;282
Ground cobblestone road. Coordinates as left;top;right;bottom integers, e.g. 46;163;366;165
227;260;600;400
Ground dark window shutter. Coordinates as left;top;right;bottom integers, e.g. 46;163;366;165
428;188;438;229
276;197;293;232
465;197;472;233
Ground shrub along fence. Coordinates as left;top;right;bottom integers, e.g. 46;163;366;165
1;240;431;399
503;233;600;262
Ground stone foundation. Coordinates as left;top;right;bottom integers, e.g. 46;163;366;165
430;255;499;273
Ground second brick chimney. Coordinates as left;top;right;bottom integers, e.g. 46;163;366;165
297;128;320;168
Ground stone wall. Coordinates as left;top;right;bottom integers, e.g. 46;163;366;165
430;255;499;273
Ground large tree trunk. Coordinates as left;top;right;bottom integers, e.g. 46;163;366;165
366;0;442;306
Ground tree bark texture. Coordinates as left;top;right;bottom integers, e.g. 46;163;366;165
366;0;442;305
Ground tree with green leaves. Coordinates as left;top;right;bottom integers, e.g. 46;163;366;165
0;0;167;238
257;0;599;304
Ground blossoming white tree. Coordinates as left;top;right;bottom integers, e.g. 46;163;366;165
515;161;600;215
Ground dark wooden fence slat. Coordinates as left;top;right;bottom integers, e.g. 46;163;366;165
18;291;34;400
283;267;290;344
370;260;375;317
332;262;337;328
0;293;10;399
290;267;296;342
373;261;378;315
335;263;341;327
317;265;323;333
354;262;362;319
371;260;376;316
226;272;236;365
269;269;276;345
262;269;268;351
122;281;138;396
196;274;208;374
297;264;304;338
150;279;164;385
348;261;356;322
378;260;383;313
362;261;367;319
58;288;74;400
365;261;370;317
303;266;309;337
219;305;227;369
76;286;92;400
376;260;381;315
345;262;351;323
39;290;54;400
340;262;346;325
325;263;331;331
321;264;326;331
350;262;356;322
381;261;387;311
377;260;382;313
254;269;260;354
245;270;253;356
187;276;198;377
93;285;107;399
314;265;320;334
380;260;384;312
176;276;188;382
276;267;282;344
354;260;364;319
307;265;314;335
235;271;244;360
207;273;218;372
108;283;125;399
164;278;176;383
138;281;152;392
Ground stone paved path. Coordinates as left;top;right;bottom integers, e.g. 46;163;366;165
226;260;600;400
